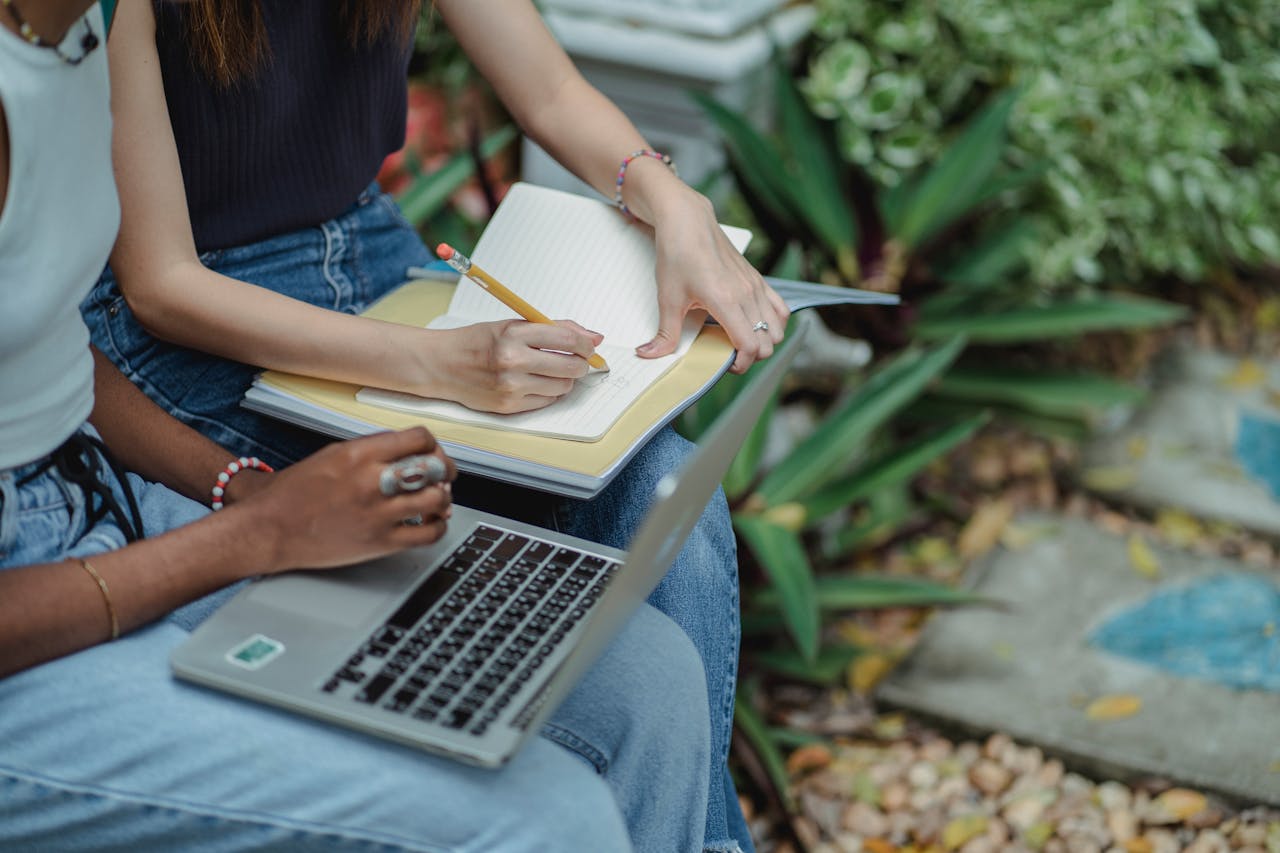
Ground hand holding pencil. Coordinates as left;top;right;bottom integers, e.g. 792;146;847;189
436;244;609;372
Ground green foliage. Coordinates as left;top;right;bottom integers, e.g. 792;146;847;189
805;0;1280;286
693;54;1191;791
682;336;972;662
395;125;518;227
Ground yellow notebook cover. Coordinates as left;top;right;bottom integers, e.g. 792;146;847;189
248;280;734;496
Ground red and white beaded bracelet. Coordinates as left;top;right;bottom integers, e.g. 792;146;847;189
210;456;274;511
613;148;677;218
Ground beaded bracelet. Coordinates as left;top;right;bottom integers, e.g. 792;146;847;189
210;456;274;511
613;149;677;218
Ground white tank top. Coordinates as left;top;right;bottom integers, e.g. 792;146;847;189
0;6;118;468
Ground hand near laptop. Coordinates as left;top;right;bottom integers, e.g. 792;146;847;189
0;425;454;679
238;428;457;569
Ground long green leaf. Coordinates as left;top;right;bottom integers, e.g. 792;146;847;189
932;368;1145;420
766;726;827;749
734;690;793;810
753;644;863;685
936;218;1039;288
690;91;801;230
724;385;781;500
734;515;820;662
677;368;748;442
961;160;1049;214
756;574;993;610
773;60;859;275
396;124;518;226
914;295;1186;343
800;413;990;522
826;499;916;557
755;336;967;505
903;396;1091;440
888;88;1019;248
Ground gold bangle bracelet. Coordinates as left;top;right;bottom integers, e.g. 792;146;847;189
77;558;119;641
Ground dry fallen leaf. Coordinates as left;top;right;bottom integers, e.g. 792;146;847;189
1084;694;1143;720
786;742;833;776
1155;508;1203;548
1081;465;1139;492
1222;358;1266;389
998;517;1059;550
958;499;1015;560
871;712;906;740
1149;788;1208;821
1127;534;1161;580
863;839;897;853
849;653;894;693
1123;839;1153;853
1023;821;1055;849
941;814;988;850
761;501;807;532
1257;296;1280;332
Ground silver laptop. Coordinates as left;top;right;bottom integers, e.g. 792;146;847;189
172;315;809;767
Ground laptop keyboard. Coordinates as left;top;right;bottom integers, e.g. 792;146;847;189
320;524;619;737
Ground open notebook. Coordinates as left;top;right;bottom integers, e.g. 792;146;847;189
242;183;899;498
355;183;750;441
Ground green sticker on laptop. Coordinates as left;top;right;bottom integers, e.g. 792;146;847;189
227;634;285;669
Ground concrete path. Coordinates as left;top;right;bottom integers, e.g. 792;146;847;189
1083;344;1280;536
878;513;1280;806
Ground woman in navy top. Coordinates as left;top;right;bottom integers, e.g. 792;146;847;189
86;5;786;849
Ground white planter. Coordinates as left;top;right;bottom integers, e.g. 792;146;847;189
536;0;792;38
523;3;816;202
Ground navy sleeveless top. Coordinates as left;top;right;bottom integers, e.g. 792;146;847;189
156;2;412;252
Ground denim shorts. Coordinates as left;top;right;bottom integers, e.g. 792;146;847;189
0;424;237;629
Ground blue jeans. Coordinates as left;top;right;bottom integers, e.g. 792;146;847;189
0;427;711;852
83;185;750;852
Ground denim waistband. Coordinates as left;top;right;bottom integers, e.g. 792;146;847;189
4;427;144;544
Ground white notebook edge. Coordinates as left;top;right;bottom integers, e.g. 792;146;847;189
243;351;733;499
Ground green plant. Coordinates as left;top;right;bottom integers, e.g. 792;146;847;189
804;0;1280;287
692;54;1188;813
694;54;1184;436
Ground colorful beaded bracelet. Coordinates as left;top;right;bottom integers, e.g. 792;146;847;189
613;149;677;218
210;456;274;511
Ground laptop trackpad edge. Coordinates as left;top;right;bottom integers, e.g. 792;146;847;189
244;553;424;629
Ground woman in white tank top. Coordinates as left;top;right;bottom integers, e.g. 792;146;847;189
0;3;711;850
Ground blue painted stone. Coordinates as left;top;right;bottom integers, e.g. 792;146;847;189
1090;573;1280;692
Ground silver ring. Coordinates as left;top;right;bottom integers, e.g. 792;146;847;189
752;320;770;332
379;455;447;497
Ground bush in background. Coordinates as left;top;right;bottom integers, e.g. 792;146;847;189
804;0;1280;288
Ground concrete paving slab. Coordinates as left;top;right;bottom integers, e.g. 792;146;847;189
1082;344;1280;537
877;513;1280;806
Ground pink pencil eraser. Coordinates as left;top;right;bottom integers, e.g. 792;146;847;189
435;243;454;260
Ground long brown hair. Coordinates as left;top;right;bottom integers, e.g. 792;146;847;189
180;0;423;87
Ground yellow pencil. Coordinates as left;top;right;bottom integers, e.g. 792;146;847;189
436;243;609;371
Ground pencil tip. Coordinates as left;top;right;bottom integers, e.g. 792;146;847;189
435;243;454;260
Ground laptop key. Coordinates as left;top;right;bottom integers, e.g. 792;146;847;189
355;673;397;704
385;567;463;631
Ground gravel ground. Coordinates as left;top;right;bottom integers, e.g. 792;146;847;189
738;423;1280;853
747;711;1280;853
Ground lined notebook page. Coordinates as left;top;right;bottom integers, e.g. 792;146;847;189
357;342;680;441
356;183;750;441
